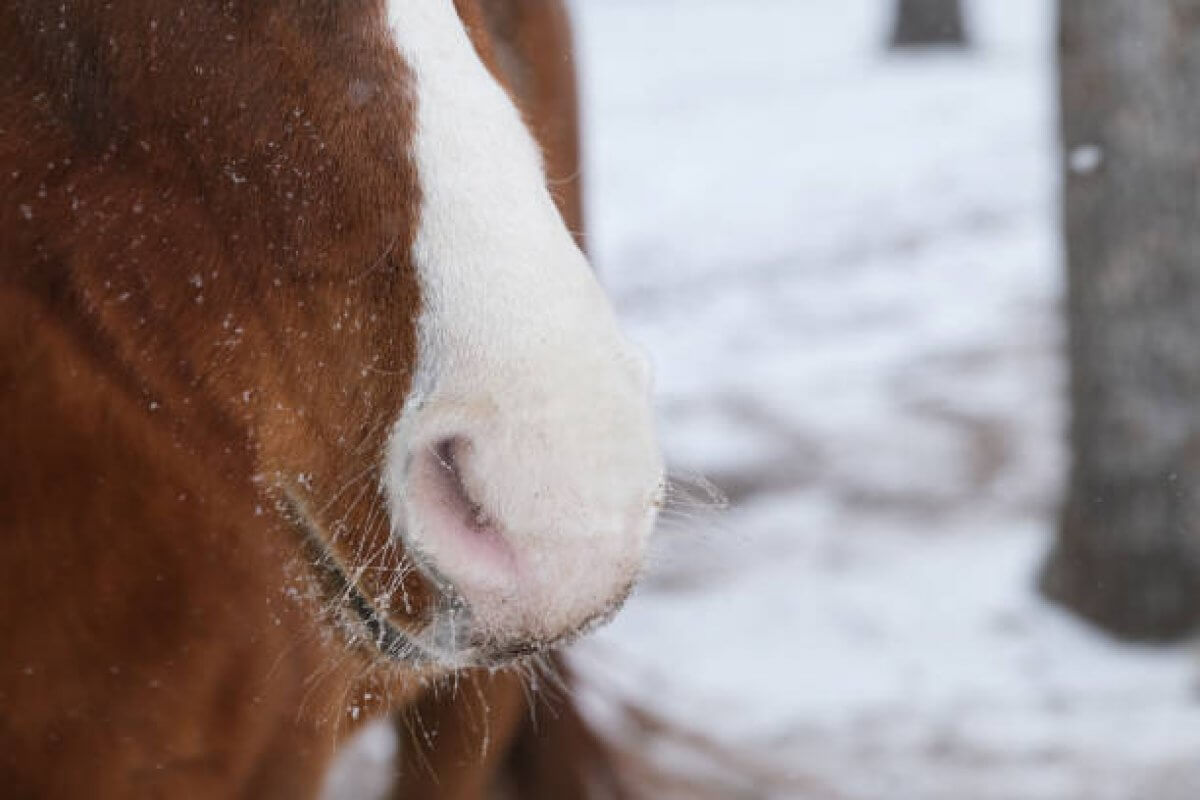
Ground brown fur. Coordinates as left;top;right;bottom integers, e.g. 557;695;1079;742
1;1;617;798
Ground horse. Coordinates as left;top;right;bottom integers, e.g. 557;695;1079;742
0;1;663;797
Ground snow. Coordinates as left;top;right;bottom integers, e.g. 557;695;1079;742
329;1;1200;797
566;0;1200;798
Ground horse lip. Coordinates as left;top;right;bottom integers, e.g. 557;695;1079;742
278;480;613;671
279;487;442;667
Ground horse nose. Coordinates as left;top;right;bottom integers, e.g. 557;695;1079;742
398;414;661;649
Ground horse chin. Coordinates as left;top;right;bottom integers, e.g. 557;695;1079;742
337;551;621;672
418;574;636;670
280;486;574;672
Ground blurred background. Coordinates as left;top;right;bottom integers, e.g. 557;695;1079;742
566;0;1200;798
337;1;1200;797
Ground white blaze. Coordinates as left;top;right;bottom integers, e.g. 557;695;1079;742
383;1;662;647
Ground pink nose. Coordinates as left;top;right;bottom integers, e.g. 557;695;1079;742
408;437;520;593
398;426;658;653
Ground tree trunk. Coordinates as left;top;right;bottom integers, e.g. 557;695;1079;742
1040;0;1200;640
889;0;968;48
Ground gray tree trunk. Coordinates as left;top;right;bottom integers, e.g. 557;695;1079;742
1039;1;1200;640
889;0;968;48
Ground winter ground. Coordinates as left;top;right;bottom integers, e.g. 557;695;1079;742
569;1;1200;798
332;2;1200;798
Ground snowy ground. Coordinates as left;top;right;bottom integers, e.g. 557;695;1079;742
569;1;1200;799
332;2;1200;798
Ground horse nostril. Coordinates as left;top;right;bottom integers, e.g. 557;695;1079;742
432;437;456;472
430;436;466;476
410;435;515;585
430;436;493;530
